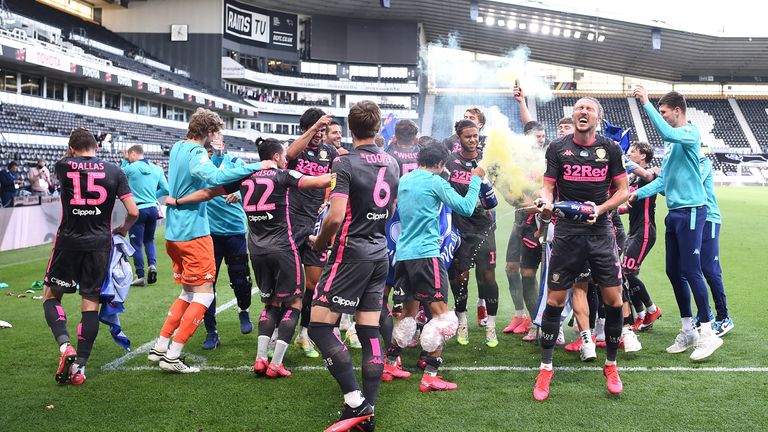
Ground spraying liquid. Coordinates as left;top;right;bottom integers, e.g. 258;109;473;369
479;126;546;206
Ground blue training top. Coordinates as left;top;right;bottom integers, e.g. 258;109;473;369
635;102;706;209
396;169;481;261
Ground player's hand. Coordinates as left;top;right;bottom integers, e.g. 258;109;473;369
632;84;650;105
513;80;524;102
225;193;240;204
312;114;334;133
585;201;600;224
317;201;328;215
259;160;276;170
652;166;661;175
113;226;129;237
534;198;553;220
627;192;637;203
309;235;327;253
470;166;486;179
166;197;178;207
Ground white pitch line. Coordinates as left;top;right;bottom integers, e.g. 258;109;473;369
105;364;768;373
101;288;259;371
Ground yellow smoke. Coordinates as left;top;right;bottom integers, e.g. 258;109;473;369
480;126;546;205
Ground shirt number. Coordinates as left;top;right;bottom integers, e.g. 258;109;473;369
242;178;276;211
67;172;107;206
373;167;391;208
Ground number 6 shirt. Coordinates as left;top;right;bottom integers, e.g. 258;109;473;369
55;156;132;250
326;144;400;263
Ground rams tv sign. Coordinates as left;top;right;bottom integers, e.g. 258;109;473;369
223;0;297;51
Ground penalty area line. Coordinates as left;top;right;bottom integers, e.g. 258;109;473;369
101;288;259;371
105;365;768;373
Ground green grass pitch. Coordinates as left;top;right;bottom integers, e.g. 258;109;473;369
0;186;766;431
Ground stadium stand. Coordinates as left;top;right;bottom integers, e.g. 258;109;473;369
4;0;243;102
433;94;522;140
736;98;768;152
0;103;254;151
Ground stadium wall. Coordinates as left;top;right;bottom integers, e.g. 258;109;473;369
101;0;224;88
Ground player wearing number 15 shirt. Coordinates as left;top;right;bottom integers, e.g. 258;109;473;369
308;101;399;432
43;128;138;386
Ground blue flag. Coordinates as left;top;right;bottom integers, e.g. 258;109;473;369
602;120;631;153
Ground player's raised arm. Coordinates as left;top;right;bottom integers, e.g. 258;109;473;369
286;113;333;160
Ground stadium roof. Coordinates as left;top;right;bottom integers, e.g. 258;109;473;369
253;0;768;83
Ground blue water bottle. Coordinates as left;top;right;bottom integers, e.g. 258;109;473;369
479;177;498;209
313;203;330;236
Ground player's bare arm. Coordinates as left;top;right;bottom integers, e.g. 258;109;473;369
114;195;139;237
286;114;334;160
298;173;334;190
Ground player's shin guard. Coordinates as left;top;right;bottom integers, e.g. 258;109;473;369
479;281;499;317
257;305;282;341
587;285;599;329
160;292;193;338
300;288;313;329
379;303;394;349
521;275;539;318
540;305;564;365
357;325;384;405
228;254;252;311
506;269;524;311
309;323;360;395
271;307;300;366
172;292;214;345
626;272;653;310
76;311;99;366
277;307;300;343
43;299;70;346
605;306;623;362
450;272;468;313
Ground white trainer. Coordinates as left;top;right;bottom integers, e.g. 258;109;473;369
147;347;166;362
159;355;200;373
622;329;642;353
690;334;724;361
666;330;699;354
595;318;606;342
556;326;566;346
580;340;597;362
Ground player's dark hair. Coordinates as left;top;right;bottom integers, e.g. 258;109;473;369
68;127;97;151
417;141;449;168
658;91;687;114
631;141;654;164
127;144;144;155
394;119;418;145
558;117;574;125
418;136;438;147
187;108;224;140
348;100;381;139
299;107;326;132
454;119;477;136
465;107;486;128
325;120;341;135
256;137;284;162
524;121;545;135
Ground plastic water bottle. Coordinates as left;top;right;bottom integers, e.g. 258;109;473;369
313;203;330;236
479;177;498;209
